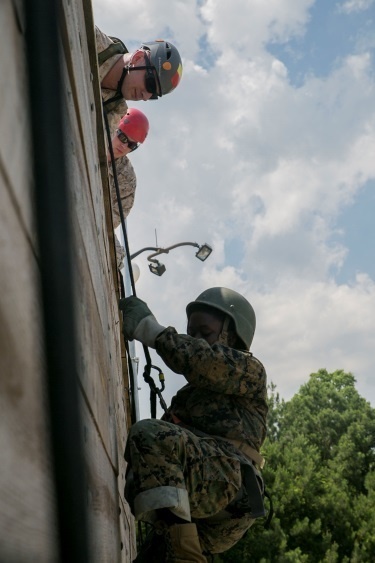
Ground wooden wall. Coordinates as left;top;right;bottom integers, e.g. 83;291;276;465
0;1;135;560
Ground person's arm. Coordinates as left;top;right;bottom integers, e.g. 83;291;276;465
155;327;265;397
110;157;137;228
119;297;266;398
119;296;167;349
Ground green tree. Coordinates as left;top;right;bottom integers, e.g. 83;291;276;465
219;369;375;562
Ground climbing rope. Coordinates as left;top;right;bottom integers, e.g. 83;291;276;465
103;105;168;420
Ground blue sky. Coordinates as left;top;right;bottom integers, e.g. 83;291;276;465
93;0;375;417
269;0;375;85
334;181;375;282
266;0;375;283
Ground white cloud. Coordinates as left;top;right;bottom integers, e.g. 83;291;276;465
92;0;205;58
92;0;315;58
200;0;315;52
94;0;375;413
255;273;375;399
338;0;375;14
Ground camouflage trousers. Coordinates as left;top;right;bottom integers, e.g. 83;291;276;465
125;419;254;554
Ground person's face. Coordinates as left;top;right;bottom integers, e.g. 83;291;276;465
108;133;133;160
121;51;158;101
187;310;224;346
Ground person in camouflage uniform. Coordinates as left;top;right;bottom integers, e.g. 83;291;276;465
95;26;183;110
95;27;183;269
120;287;268;561
107;109;149;268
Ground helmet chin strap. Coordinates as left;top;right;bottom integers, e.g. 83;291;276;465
116;66;129;96
103;66;129;108
218;316;231;346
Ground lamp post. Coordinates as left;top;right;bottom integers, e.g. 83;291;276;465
130;242;213;276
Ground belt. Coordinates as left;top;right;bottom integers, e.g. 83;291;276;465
213;436;265;469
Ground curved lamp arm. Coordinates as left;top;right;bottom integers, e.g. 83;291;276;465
147;242;200;263
130;247;160;260
130;242;213;276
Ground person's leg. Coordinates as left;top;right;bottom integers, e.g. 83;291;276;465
133;521;207;563
125;418;193;522
125;419;242;522
125;419;243;561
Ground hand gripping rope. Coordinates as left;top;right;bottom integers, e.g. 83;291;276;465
103;105;168;420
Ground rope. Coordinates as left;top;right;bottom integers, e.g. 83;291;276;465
102;105;168;419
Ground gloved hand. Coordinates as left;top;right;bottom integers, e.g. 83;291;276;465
119;296;166;348
119;296;153;339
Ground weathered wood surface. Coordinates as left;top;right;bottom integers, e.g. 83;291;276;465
0;2;57;561
0;0;135;559
0;135;58;562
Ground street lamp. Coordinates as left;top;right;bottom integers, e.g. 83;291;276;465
148;261;166;276
130;242;213;276
195;244;213;261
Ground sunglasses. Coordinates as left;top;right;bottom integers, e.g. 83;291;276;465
116;130;140;152
145;72;158;99
143;52;161;99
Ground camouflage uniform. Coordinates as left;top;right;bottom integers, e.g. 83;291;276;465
126;327;268;554
109;156;137;269
95;26;128;131
109;158;137;229
95;26;137;268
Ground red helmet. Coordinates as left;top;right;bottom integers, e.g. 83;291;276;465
118;108;149;143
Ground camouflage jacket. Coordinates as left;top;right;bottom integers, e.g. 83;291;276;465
95;26;129;132
109;156;137;229
155;328;268;452
110;156;137;269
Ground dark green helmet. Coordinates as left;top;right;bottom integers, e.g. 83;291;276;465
141;40;183;96
186;287;256;350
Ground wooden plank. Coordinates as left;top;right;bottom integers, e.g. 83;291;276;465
60;7;134;528
60;20;119;354
0;165;57;562
61;0;99;165
61;0;114;268
72;206;131;488
60;16;131;470
82;396;122;563
119;494;137;562
61;93;119;466
0;0;34;240
66;0;124;308
73;222;119;469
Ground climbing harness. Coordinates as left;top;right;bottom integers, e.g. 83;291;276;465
143;364;168;419
174;421;273;528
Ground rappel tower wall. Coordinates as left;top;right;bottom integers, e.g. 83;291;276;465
0;0;135;560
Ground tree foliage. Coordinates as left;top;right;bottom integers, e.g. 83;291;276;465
218;369;375;562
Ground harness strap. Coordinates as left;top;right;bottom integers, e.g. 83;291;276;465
217;316;231;346
98;37;128;66
217;437;265;469
99;36;129;112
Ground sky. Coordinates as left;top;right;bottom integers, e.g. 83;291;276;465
92;0;375;419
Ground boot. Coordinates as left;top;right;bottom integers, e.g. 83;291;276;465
133;521;167;562
167;523;207;562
